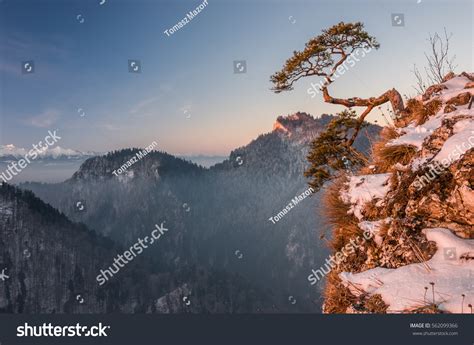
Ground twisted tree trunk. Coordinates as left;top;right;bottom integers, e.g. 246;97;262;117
321;85;405;147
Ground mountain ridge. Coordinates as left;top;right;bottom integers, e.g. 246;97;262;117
0;144;98;162
16;112;381;313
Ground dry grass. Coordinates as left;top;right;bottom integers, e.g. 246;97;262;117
323;271;356;314
419;99;442;125
467;225;474;239
331;224;365;254
402;98;442;126
321;174;352;228
321;174;362;251
362;199;387;220
373;143;418;172
408;304;443;314
380;126;400;141
324;277;388;314
364;294;388;313
378;221;391;238
369;126;418;173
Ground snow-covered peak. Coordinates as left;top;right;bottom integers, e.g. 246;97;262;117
0;144;97;161
0;144;28;157
44;146;82;158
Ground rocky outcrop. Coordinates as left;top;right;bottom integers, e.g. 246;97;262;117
322;73;474;314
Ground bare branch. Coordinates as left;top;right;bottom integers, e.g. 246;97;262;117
411;64;427;94
411;28;457;94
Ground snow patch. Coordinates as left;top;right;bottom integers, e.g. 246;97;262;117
433;119;474;165
388;116;443;149
340;174;391;220
340;228;474;313
438;76;474;102
358;219;390;246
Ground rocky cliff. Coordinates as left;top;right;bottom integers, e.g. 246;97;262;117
322;73;474;314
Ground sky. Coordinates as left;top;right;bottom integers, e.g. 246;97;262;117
0;0;472;156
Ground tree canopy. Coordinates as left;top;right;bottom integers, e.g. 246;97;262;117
271;22;405;190
271;22;379;93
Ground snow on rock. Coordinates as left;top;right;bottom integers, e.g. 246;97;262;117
358;219;390;246
433;119;474;165
388;116;443;149
438;75;474;102
388;75;474;151
340;174;391;220
340;228;474;313
410;156;431;171
325;74;474;314
443;75;471;90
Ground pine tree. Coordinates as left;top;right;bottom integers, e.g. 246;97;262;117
271;21;405;190
304;110;367;190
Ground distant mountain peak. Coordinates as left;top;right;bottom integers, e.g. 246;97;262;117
273;112;315;135
271;112;338;145
70;148;204;181
0;144;97;161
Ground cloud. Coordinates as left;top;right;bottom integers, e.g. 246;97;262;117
129;84;175;117
0;33;71;79
97;122;121;131
24;109;60;128
129;96;159;115
1;33;70;59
